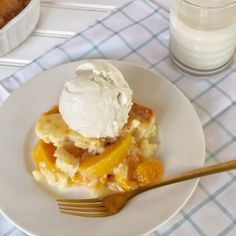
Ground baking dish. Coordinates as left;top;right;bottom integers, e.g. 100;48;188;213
0;0;40;57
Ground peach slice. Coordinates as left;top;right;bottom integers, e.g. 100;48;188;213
80;133;132;177
43;106;59;115
33;140;57;170
135;159;163;186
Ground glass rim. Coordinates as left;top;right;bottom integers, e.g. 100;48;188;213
182;0;236;9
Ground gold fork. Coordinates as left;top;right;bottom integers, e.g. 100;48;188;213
57;159;236;217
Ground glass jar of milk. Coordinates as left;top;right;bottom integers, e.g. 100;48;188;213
170;0;236;76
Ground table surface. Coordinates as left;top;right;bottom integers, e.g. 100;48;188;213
0;0;170;81
1;1;236;236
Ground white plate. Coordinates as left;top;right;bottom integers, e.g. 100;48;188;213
0;60;205;236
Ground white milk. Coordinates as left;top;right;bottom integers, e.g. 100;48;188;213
170;0;236;72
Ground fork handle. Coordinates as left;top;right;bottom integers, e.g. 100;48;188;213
134;160;236;195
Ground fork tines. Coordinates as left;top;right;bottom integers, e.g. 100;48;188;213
57;198;109;217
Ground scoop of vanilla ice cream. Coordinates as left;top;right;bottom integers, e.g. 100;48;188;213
59;61;133;138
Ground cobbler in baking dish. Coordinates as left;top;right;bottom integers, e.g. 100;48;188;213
0;0;30;28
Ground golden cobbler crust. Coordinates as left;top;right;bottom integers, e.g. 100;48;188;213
36;103;157;153
33;103;160;195
0;0;30;29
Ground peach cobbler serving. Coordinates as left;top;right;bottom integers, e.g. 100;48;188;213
32;61;163;196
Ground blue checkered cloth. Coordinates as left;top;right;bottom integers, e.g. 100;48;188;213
0;0;236;235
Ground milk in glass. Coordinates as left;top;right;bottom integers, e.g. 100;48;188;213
170;0;236;76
